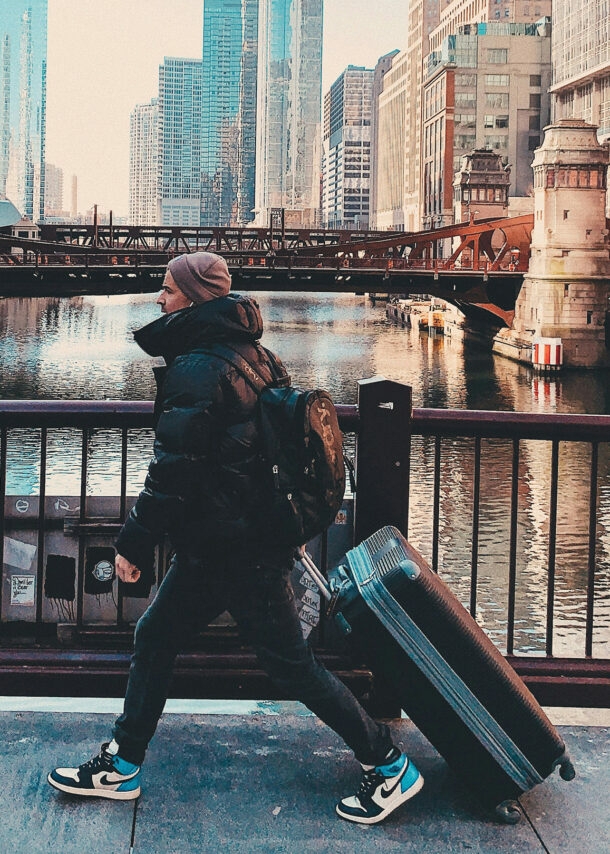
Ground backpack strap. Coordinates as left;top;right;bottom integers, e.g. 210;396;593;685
197;343;288;395
198;344;290;488
258;345;291;386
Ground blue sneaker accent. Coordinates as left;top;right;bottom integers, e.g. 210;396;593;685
336;751;424;825
48;742;141;800
113;756;141;793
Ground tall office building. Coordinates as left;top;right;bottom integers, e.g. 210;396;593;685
155;2;258;227
422;22;551;228
236;0;259;224
254;0;323;227
44;162;63;216
371;0;439;231
403;0;440;231
372;51;409;230
551;0;610;143
158;58;203;226
322;66;374;229
0;1;47;222
201;0;244;226
129;99;159;224
428;0;552;53
153;0;323;228
70;175;77;219
369;51;399;230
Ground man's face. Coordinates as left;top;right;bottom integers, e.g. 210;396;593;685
156;270;192;314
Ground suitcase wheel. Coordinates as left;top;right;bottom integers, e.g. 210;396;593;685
559;757;576;781
495;800;522;825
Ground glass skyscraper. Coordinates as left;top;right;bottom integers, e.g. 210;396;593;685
255;0;323;226
201;0;244;226
236;0;259;224
153;0;323;228
0;0;47;222
158;58;203;226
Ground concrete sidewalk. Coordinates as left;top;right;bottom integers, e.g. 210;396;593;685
1;700;608;854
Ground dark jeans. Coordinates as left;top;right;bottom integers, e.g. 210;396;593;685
113;547;394;767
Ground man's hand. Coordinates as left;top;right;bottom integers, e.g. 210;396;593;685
116;554;141;583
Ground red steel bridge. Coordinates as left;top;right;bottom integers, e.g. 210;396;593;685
0;215;534;325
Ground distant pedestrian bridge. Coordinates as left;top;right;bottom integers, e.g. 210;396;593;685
0;215;534;326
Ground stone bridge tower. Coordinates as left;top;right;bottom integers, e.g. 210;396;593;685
494;119;610;368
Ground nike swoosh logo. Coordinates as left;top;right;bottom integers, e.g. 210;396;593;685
379;761;409;799
96;770;139;786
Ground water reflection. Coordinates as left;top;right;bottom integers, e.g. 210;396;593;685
0;295;158;401
1;291;609;411
0;292;608;655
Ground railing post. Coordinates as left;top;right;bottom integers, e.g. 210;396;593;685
354;377;412;545
353;377;412;719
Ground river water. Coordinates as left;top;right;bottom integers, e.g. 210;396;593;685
0;291;609;656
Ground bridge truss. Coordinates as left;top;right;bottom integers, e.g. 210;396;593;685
1;216;534;324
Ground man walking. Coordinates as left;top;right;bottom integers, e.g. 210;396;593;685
47;251;423;824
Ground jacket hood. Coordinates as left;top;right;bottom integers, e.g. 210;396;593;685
133;293;264;361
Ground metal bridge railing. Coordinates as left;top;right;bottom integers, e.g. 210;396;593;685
0;382;609;708
0;248;526;274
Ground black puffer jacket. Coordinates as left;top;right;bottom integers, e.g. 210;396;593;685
115;294;287;570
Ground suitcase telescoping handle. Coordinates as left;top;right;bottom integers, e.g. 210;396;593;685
297;549;332;602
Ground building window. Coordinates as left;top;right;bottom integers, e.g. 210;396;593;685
530;94;541;109
487;49;508;64
528;136;540;150
455;134;476;149
455;92;477;107
529;115;540;130
530;75;541;87
485;135;508;150
495;115;509;128
456;73;476;87
486;92;509;108
484;115;494;128
455;113;476;127
485;74;509;87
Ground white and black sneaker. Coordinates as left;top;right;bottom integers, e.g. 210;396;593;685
336;749;423;825
48;740;141;800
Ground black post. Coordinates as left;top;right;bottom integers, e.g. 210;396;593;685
354;377;412;545
353;377;413;719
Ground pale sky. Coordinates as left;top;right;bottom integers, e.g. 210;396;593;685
45;0;407;217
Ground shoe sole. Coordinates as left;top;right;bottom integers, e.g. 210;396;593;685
336;772;424;825
47;773;140;800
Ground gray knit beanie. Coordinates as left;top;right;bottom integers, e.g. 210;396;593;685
167;252;231;304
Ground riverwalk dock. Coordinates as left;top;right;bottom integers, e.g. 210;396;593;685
1;699;608;854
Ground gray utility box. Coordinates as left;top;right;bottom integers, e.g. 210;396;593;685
2;494;354;641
